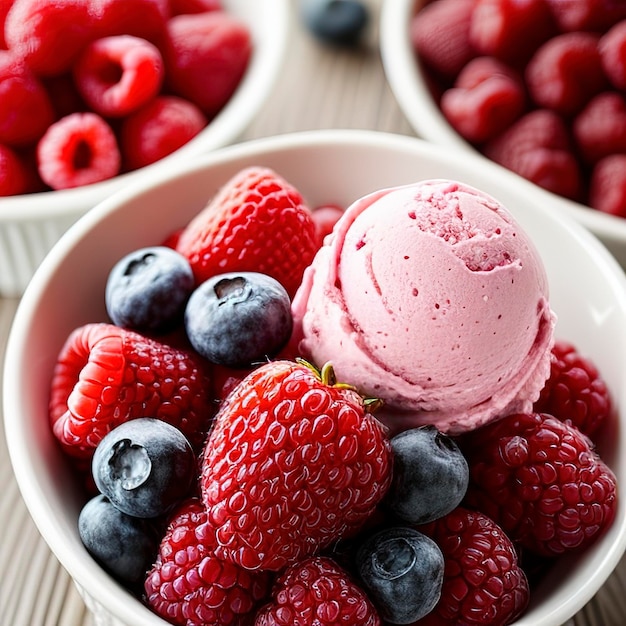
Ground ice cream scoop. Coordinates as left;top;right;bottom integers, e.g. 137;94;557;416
291;179;556;434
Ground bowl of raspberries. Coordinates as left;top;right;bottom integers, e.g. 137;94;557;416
4;128;626;626
380;0;626;269
0;0;289;297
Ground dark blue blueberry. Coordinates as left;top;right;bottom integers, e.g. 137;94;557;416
92;418;196;519
299;0;369;46
386;425;469;525
105;246;194;334
184;271;292;368
356;526;444;624
78;494;160;587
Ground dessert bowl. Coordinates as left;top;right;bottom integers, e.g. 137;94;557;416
4;129;626;626
379;0;626;269
0;0;289;297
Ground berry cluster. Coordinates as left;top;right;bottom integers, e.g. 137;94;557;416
411;0;626;217
0;0;251;195
51;166;618;626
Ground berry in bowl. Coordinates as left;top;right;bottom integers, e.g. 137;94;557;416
4;129;626;626
380;0;626;269
0;0;289;297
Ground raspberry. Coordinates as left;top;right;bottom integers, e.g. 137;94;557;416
589;154;626;218
534;341;612;438
0;143;28;195
599;20;626;91
544;0;626;33
0;0;14;49
462;412;618;557
0;52;54;147
49;323;213;459
43;73;88;119
94;0;169;47
254;556;381;626
468;0;556;67
120;95;207;170
175;166;318;298
484;109;582;200
36;112;121;190
73;35;165;118
410;0;474;81
145;498;271;626
572;92;626;165
417;507;529;626
163;11;252;118
170;0;222;15
440;56;526;144
525;32;607;118
4;0;98;76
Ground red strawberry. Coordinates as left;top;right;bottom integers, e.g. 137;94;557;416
176;166;318;298
461;412;618;557
49;323;213;460
417;507;529;626
254;556;381;626
145;498;271;626
200;359;392;572
534;340;612;439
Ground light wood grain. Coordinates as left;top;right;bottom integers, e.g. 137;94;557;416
1;1;624;624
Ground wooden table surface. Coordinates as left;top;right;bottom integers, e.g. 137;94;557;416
1;1;626;624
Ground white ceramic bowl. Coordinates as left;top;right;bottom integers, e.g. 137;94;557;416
0;0;289;297
5;129;626;626
379;0;626;269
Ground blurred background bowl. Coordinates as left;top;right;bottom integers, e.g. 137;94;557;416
0;0;289;297
4;129;626;626
379;0;626;269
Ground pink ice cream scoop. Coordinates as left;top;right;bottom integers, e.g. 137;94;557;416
291;179;556;435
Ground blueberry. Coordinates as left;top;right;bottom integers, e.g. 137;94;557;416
92;418;196;518
105;246;194;334
299;0;369;47
356;526;444;624
386;425;469;525
184;271;292;368
78;494;160;587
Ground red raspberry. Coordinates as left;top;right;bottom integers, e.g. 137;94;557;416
599;20;626;91
49;323;213;460
120;95;207;170
589;154;626;218
176;166;318;298
43;73;88;119
440;56;526;144
534;341;612;438
36;112;121;190
4;0;98;76
0;52;54;147
544;0;626;33
170;0;222;15
94;0;169;47
311;203;344;247
201;360;393;571
410;0;474;81
483;109;582;200
468;0;556;67
417;507;529;626
163;11;252;118
525;32;607;118
462;412;618;557
0;143;28;195
254;556;381;626
73;35;164;118
145;498;271;626
573;92;626;165
0;0;14;49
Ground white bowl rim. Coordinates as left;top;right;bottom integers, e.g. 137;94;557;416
378;0;626;247
0;0;290;223
5;127;626;626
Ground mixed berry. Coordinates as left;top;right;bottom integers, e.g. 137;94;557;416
411;0;626;218
51;165;618;625
0;0;251;195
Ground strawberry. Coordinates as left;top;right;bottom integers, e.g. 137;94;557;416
254;556;381;626
200;359;393;572
145;498;271;626
176;166;318;298
49;323;213;460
